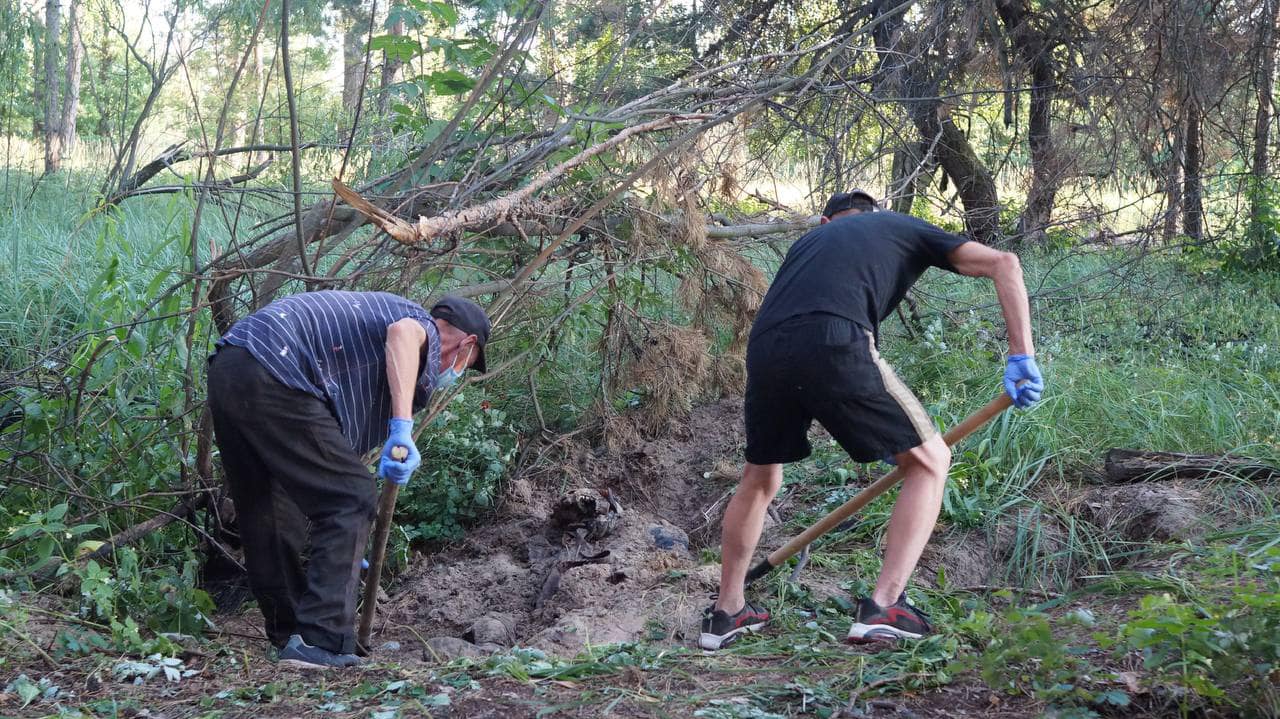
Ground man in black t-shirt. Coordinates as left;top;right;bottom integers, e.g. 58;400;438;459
699;190;1044;650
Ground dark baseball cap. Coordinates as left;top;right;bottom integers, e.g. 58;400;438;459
821;189;880;217
431;294;491;373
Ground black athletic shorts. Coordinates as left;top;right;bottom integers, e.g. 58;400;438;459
743;313;937;465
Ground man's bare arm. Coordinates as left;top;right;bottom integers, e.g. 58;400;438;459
385;318;427;420
947;241;1035;356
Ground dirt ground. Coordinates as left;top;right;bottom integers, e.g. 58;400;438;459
1;399;1256;718
374;400;749;660
371;399;1222;663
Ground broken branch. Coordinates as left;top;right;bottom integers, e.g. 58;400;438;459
333;114;711;246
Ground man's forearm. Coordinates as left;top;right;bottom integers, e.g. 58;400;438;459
386;323;424;419
994;265;1035;356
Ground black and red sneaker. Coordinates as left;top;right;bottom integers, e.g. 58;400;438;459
846;594;932;644
699;601;771;650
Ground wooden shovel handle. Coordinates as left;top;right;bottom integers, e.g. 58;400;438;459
357;481;400;651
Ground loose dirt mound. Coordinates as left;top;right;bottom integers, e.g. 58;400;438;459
1073;482;1207;542
379;400;746;657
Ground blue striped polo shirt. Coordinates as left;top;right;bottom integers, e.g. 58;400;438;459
216;290;442;454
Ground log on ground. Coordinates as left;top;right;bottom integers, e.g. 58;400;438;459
1103;448;1280;483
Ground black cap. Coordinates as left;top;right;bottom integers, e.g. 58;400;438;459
431;295;491;373
821;189;880;218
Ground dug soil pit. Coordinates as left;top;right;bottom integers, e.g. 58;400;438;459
378;400;746;657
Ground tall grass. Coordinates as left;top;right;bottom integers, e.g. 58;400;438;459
0;168;203;371
887;248;1280;468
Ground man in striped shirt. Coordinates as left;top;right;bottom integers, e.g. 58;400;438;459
207;290;490;669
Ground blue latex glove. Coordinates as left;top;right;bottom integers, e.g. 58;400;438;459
378;418;421;485
1004;354;1044;409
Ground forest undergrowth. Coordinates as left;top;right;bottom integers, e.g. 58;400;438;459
1;165;1278;718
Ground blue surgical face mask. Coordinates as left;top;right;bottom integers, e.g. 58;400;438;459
436;344;472;389
436;365;463;389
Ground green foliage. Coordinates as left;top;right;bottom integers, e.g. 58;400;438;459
394;395;517;546
970;605;1103;706
1217;177;1280;272
0;182;201;584
942;439;1021;529
4;503;98;572
74;548;215;648
1120;556;1280;713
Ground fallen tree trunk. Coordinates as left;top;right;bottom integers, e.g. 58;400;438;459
1104;448;1280;483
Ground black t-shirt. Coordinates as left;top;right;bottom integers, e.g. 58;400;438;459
751;211;970;342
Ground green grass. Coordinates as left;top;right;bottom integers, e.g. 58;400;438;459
888;248;1280;466
0;169;206;371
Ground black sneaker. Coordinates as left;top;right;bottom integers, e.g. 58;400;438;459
846;594;932;644
699;601;771;650
277;634;363;670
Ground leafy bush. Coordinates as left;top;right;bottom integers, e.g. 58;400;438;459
74;548;215;639
1217;178;1280;272
395;395;517;545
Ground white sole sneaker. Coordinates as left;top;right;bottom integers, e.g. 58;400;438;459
845;622;923;644
278;658;334;671
699;619;768;651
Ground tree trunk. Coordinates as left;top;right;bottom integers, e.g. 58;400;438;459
93;26;113;137
1020;58;1057;240
377;16;406;115
1249;0;1280;245
870;0;1002;245
910;103;1003;245
888;140;934;214
43;0;62;173
250;42;268;163
1104;448;1279;483
1182;99;1203;241
32;17;45;137
58;0;83;156
995;0;1062;245
1161;121;1183;245
341;12;368;114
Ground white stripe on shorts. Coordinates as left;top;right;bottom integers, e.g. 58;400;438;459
863;330;936;441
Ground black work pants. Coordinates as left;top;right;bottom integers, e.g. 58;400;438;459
207;345;376;654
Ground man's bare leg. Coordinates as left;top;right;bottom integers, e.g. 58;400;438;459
872;432;952;606
714;462;783;614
